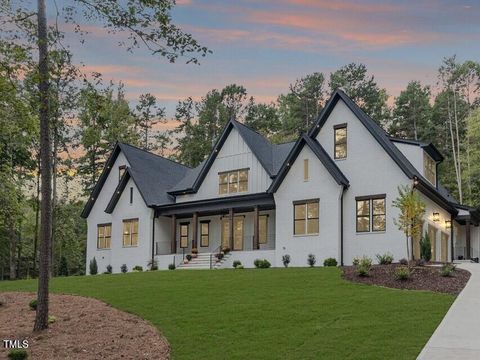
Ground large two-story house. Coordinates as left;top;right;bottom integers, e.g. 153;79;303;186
81;90;479;272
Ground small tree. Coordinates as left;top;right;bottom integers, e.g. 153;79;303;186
58;256;69;276
89;257;98;275
420;232;432;262
393;185;426;262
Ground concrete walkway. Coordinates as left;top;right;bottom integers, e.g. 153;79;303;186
418;263;480;359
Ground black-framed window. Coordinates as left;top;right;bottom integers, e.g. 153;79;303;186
294;199;319;235
356;195;386;233
97;223;112;249
180;223;189;248
424;152;436;185
259;215;268;244
122;218;138;247
334;124;347;159
119;165;126;182
200;221;209;247
218;169;249;194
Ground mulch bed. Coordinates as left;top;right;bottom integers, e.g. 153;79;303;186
0;292;170;359
342;264;471;296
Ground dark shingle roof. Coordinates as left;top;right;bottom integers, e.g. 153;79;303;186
389;137;444;162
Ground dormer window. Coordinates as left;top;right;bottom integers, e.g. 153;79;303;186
119;165;126;182
334;124;347;159
424;152;436;185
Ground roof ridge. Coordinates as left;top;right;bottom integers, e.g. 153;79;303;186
118;142;191;169
231;119;273;145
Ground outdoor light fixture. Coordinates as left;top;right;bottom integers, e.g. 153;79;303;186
413;177;419;186
433;212;440;222
445;220;452;229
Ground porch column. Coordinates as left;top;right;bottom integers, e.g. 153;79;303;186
171;214;177;254
192;212;198;249
253;206;259;250
229;208;234;250
466;220;471;259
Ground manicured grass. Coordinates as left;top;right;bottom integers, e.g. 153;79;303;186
0;268;453;359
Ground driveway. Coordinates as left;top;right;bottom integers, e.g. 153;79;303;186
418;263;480;359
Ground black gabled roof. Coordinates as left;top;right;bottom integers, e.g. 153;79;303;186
104;167;138;213
168;119;294;195
81;142;190;218
389;137;444;162
268;134;349;193
308;89;457;215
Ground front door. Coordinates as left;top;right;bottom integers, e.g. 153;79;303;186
441;232;449;262
233;217;244;251
221;218;229;250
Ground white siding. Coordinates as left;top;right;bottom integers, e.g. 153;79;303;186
176;128;271;203
394;142;424;175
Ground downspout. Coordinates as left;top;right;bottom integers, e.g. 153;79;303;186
340;185;346;266
450;214;454;262
151;209;156;269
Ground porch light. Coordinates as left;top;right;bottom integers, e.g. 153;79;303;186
433;212;440;222
413;177;419;186
445;220;452;229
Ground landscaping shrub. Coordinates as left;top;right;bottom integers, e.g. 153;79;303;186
394;266;411;280
186;254;192;261
307;254;316;267
352;257;360;266
168;263;176;270
440;264;455;277
216;253;224;261
121;264;128;273
89;257;98;275
58;256;69;276
356;256;372;277
233;260;242;268
415;259;426;267
48;315;57;324
133;265;143;272
8;349;28;360
29;299;37;311
236;265;244;269
148;259;158;271
399;258;408;265
323;258;337;267
420;232;432;261
376;252;394;265
222;247;231;254
106;264;112;274
254;259;271;268
282;254;291;268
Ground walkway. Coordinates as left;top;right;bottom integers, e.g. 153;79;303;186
418;263;480;359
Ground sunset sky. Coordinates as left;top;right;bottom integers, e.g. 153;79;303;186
59;0;480;122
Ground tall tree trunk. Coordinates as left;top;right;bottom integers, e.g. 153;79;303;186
447;95;460;197
34;0;52;332
32;156;40;276
9;222;17;280
51;114;59;277
453;89;463;203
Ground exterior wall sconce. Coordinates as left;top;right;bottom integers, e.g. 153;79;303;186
445;220;452;229
433;212;440;222
413;177;419;186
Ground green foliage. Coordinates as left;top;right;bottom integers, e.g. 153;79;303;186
29;299;37;310
236;265;244;269
421;232;432;262
186;254;192;261
8;349;28;360
254;259;271;269
121;264;128;273
106;264;112;274
356;256;372;277
376;253;394;265
233;260;242;268
395;266;411;281
399;258;408;265
352;257;360;266
168;263;176;270
440;264;455;277
148;259;158;271
132;265;143;272
307;254;316;267
48;315;57;324
58;256;69;276
323;258;338;267
282;254;291;268
89;257;98;275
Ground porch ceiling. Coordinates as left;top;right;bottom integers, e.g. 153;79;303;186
155;192;275;217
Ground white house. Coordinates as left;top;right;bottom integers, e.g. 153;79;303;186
81;90;480;273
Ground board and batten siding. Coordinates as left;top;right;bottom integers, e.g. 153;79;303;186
175;127;272;203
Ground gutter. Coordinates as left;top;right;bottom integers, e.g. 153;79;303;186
151;209;156;269
340;185;347;266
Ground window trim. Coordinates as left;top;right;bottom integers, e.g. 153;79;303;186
355;195;387;233
179;222;189;249
293;199;320;236
334;123;348;160
200;220;210;247
122;218;139;247
119;165;126;182
97;223;112;250
218;168;250;195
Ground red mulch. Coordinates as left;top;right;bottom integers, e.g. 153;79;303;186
0;292;170;360
342;263;471;296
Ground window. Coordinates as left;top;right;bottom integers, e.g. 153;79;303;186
122;219;138;247
304;159;309;181
424;152;436;185
356;195;386;233
129;187;133;204
218;169;249;194
294;200;319;235
119;165;126;182
334;124;347;159
259;215;268;244
200;221;209;247
97;223;111;249
180;223;189;248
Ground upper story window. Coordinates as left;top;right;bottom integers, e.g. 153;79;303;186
293;199;319;235
303;159;309;181
122;218;138;247
334;124;347;159
356;195;386;233
119;165;126;182
424;152;436;185
97;223;111;249
219;169;248;195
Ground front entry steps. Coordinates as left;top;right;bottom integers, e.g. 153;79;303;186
177;253;231;270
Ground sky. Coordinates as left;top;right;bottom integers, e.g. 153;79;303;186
56;0;480;123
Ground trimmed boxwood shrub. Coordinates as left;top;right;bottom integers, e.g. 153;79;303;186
440;264;455;277
323;258;337;267
233;260;242;268
29;299;37;311
106;264;112;274
254;259;271;268
132;265;143;272
282;254;291;268
399;258;408;265
168;263;176;270
120;264;128;273
8;349;28;360
307;254;316;267
186;254;192;261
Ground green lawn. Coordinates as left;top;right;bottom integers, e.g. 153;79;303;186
0;268;452;359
